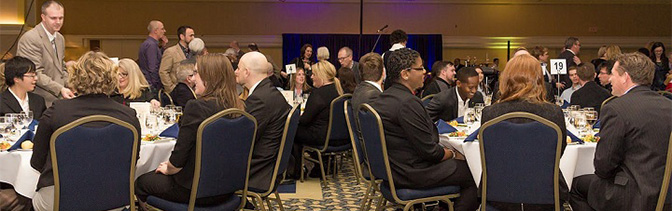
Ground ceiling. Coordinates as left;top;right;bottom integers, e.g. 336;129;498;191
107;0;671;4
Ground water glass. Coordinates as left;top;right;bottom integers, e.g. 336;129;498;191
555;96;564;107
585;110;598;129
0;117;13;141
474;103;485;119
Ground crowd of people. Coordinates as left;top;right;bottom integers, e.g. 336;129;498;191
1;1;671;211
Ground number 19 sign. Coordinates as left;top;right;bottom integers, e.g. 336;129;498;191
549;59;567;75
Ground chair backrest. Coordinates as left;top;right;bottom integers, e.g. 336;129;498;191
656;132;672;211
158;89;174;107
50;115;139;211
320;93;352;151
344;100;368;181
601;95;617;110
358;103;410;203
659;91;672;101
478;112;563;210
261;105;300;195
190;108;257;210
420;94;435;107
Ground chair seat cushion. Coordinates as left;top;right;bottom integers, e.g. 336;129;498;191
146;194;241;211
305;143;351;153
380;182;460;201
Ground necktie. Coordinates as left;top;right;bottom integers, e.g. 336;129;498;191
51;39;58;59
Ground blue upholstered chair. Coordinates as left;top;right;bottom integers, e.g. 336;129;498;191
478;112;563;210
420;94;435;107
656;132;672;211
357;104;461;211
300;94;353;186
146;108;257;211
344;100;380;211
248;106;301;211
50;115;139;211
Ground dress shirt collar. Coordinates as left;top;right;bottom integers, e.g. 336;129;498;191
455;88;470;117
41;23;56;42
365;80;383;92
389;43;405;51
623;85;638;95
178;42;190;56
8;87;29;113
247;79;264;97
567;49;576;56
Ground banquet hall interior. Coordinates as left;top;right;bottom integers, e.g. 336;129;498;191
0;0;671;210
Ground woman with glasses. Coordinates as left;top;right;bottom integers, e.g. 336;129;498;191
0;56;46;119
112;58;160;108
170;63;198;107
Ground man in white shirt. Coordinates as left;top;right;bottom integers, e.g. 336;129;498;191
560;66;581;103
383;29;408;89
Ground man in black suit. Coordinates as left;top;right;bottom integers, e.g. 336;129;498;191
597;60;614;92
426;67;484;122
0;56;46;119
570;63;612;113
422;60;455;97
557;37;582;89
236;52;292;191
351;52;384;110
570;53;672;211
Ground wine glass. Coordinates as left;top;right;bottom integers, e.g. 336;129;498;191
173;106;183;123
464;109;476;126
22;111;33;127
555;96;564;107
474;103;485;120
145;114;158;134
573;112;588;135
0;117;13;142
584;111;598;130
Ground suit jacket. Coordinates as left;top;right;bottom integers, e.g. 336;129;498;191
351;61;362;84
0;89;46;119
588;86;672;210
556;50;576;88
296;83;345;145
570;81;612;114
351;81;382;111
30;94;141;190
480;100;569;201
170;99;231;189
369;83;456;188
170;82;196;107
16;23;67;106
422;78;451;98
426;87;484;122
159;44;187;93
245;78;291;191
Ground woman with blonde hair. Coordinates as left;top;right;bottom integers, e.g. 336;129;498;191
316;46;330;62
480;54;568;210
30;51;142;211
289;67;311;98
291;60;344;179
135;53;244;209
113;58;160;108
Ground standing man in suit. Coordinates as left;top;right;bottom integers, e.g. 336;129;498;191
235;52;291;191
0;56;47;119
557;37;582;89
17;0;74;107
570;63;612;113
159;25;194;94
338;47;361;84
570;53;672;211
138;20;166;91
426;67;484;122
422;61;455;97
351;52;384;111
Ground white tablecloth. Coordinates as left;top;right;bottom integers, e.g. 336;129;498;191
0;140;176;198
440;135;596;188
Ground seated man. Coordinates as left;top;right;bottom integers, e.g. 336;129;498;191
236;52;292;191
426;67;484;122
597;60;615;92
560;66;581;103
570;63;612;113
570;53;672;211
422;61;455;97
351;52;385;110
0;56;47;119
170;63;197;107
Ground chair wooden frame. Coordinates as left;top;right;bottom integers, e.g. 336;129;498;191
50;115;139;211
420;94;436;107
658;91;672;100
656;132;672;211
477;112;563;211
344;101;381;211
247;106;300;211
190;108;257;211
359;104;460;211
300;94;353;186
158;89;175;106
601;95;617;110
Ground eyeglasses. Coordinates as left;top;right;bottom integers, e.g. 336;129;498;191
407;67;425;71
22;74;37;79
337;56;350;61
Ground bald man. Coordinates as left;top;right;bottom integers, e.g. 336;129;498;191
138;20;166;91
236;52;292;191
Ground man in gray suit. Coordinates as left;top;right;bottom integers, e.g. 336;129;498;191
570;53;672;211
17;0;74;106
338;47;361;84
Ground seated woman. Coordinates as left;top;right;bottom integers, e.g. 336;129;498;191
481;54;568;210
368;48;479;211
0;56;46;119
112;59;160;108
170;63;198;107
30;51;142;211
289;67;311;100
337;67;356;94
135;54;244;209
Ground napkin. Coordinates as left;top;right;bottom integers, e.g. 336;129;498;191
455;116;464;123
561;101;570;109
159;123;179;138
593;120;600;129
436;120;457;134
567;130;584;144
28;120;39;131
464;129;480;142
8;130;35;151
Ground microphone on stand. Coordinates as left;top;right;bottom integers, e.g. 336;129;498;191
371;24;388;52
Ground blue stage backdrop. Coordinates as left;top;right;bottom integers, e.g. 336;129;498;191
282;34;443;71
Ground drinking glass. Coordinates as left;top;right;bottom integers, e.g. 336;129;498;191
582;107;595;112
484;94;493;106
0;117;13;142
585;111;598;130
7;113;26;132
22;111;33;125
464;109;476;126
173;106;183;122
573;112;587;135
474;103;485;120
145;114;158;134
555;96;564;107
